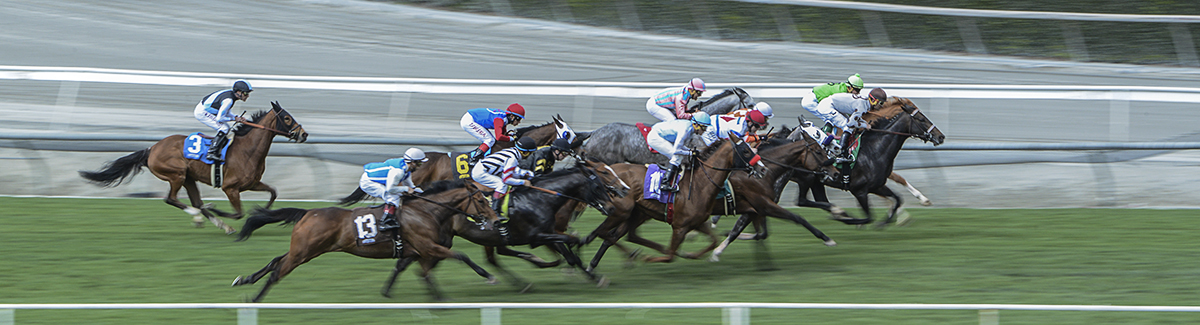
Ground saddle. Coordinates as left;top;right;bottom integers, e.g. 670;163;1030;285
635;123;659;153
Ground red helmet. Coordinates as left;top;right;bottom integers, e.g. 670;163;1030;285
506;103;526;119
747;109;767;125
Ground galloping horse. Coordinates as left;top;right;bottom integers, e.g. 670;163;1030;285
409;115;580;186
788;97;945;227
232;179;499;302
584;135;768;271
378;159;630;292
579;88;752;165
79;102;307;233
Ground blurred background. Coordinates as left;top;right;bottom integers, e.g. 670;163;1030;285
2;0;1199;208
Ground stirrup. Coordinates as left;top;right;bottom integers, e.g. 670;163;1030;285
205;152;223;162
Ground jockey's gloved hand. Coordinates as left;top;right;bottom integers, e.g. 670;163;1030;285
506;130;517;137
412;187;424;194
388;186;410;195
675;150;692;156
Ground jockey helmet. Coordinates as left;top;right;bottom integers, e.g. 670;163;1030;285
868;88;887;106
506;103;526;119
516;136;538;152
753;102;773;117
685;78;706;92
403;148;428;162
847;74;864;91
747;109;767;126
551;138;572;152
691;112;712;126
233;80;253;93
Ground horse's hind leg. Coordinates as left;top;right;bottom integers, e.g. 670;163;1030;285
495;245;561;268
711;214;754;262
889;172;931;206
487;246;535;292
417;258;446;301
182;181;235;234
381;256;416;298
232;254;285;286
248;181;279;210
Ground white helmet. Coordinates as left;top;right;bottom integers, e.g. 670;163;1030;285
754;102;774;118
403;148;428;162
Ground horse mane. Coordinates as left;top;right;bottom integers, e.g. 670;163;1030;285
513;121;554;138
420;179;467;195
695;138;727;161
233;110;270;136
861;97;907;127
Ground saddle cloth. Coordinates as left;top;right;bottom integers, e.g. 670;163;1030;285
642;164;677;204
635;122;659;153
448;151;475;179
182;132;232;165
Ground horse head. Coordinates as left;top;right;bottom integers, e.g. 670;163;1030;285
698;87;754;116
580;158;630;200
268;101;309;143
552;114;578;143
867;97;945;145
727;133;768;178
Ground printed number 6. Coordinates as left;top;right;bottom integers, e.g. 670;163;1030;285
455;154;470;175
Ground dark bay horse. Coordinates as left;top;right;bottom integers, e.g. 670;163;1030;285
583;135;766;271
788;97;945;228
410;115;581;186
79;102;307;233
231;179;499;302
579;88;751;165
380;159;630;292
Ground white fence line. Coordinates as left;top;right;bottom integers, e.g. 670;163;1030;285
735;0;1200;23
3;66;1200;102
2;302;1199;325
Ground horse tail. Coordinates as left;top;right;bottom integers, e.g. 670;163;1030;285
235;207;308;242
78;148;150;187
337;187;370;206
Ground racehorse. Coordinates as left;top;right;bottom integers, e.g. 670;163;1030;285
378;159;631;292
788;97;945;227
409;115;580;186
79;102;307;233
232;179;499;302
583;135;767;271
579;88;752;165
706;132;851;263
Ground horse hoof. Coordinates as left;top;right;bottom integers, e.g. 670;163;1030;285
920;199;932;206
596;276;610;289
708;254;720;262
225;228;237;235
736;233;756;240
519;282;534;294
486;276;499;285
824;240;837;247
193;222;204;228
231;276;243;287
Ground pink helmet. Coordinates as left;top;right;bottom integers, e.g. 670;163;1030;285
506;103;526;119
685;78;706;92
747;109;767;125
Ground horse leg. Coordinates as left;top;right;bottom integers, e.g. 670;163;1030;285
487;246;535;292
247;181;279;210
678;224;721;259
851;191;876;229
710;214;754;262
871;185;906;228
380;256;416;298
232;254;285;286
643;226;687;263
551;241;607;286
178;181;235;234
417;257;446;301
752;195;839;245
220;186;246;220
889;172;931;206
168;179;204;227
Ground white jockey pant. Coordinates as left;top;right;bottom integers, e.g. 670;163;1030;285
645;98;677;123
646;133;686;166
359;173;401;206
194;103;232;133
460;114;496;148
470;165;509;196
800;90;850;130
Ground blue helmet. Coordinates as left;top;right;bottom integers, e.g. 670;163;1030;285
233;79;253;93
691;112;711;126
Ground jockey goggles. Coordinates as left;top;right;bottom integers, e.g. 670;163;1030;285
869;96;882;106
687;89;703;99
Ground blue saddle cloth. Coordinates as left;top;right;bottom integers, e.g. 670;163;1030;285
642;164;677;204
182;132;230;165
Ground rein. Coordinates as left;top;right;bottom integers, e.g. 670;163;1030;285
405;190;490;225
526;185;592;204
238;121;291;136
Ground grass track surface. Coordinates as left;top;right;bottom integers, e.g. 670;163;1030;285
1;197;1198;324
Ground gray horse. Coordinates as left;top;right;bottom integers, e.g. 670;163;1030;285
580;88;754;164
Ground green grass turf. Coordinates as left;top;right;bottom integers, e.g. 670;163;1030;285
1;197;1198;324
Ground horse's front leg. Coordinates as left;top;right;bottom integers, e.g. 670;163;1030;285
711;214;754;262
678;224;720;260
888;172;931;206
380;256;416;298
871;185;906;228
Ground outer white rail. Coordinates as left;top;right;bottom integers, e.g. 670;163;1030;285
2;302;1200;325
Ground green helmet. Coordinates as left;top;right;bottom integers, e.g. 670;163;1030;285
847;74;864;90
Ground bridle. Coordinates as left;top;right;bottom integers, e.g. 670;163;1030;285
691;138;763;194
405;182;493;227
756;135;830;176
864;104;937;142
239;107;304;140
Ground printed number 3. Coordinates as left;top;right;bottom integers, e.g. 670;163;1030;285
186;134;203;154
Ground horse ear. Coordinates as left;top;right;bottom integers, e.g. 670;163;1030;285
272;101;282;110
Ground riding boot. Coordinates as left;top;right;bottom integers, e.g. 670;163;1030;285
206;131;228;162
659;165;681;193
468;143;490;164
491;195;508;224
379;203;399;231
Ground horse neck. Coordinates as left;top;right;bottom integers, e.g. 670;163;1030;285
690;143;737;194
424;188;474;224
237;115;278;159
767;140;822;176
859;119;911;172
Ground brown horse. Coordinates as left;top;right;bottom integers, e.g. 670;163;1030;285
410;115;579;186
232;179;500;302
79;102;307;233
582;135;766;271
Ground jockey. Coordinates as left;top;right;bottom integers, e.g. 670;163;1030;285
648;112;711;192
801;74;864;125
359;148;428;232
700;108;769;146
815;88;887;183
194;80;252;162
753;102;774;118
520;137;575;176
471;136;539;222
646;78;705;122
461;103;526;163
